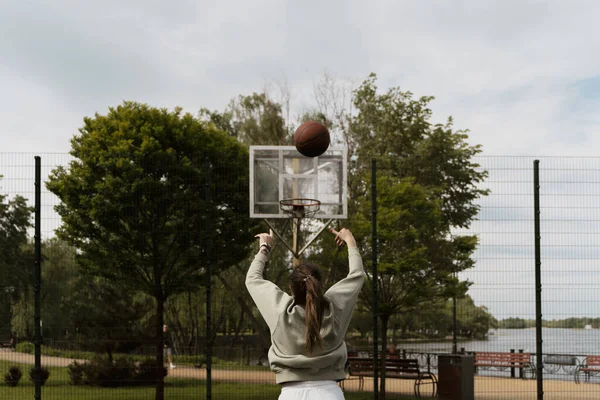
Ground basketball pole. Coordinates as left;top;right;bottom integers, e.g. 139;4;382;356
292;217;300;268
292;158;300;267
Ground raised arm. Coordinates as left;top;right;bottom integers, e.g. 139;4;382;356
325;228;366;330
245;230;291;333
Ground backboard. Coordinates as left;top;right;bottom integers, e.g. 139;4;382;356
249;146;347;219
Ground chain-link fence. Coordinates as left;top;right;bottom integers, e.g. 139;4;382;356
2;153;600;399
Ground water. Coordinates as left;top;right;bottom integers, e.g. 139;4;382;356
398;328;600;356
392;328;600;380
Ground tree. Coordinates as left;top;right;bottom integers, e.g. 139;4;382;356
67;275;153;362
11;239;78;341
200;92;290;145
347;74;488;398
0;177;33;336
46;102;257;400
200;91;300;349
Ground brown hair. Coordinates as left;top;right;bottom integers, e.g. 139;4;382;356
290;264;325;354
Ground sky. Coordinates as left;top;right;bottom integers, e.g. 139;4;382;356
3;0;600;319
3;0;600;156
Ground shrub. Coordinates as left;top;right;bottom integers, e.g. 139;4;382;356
80;356;136;387
68;356;168;387
15;342;34;354
134;358;168;386
29;367;50;386
4;366;23;387
67;361;84;385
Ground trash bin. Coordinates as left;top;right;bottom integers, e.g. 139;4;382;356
438;354;474;400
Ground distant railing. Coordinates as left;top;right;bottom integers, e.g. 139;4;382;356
402;349;592;380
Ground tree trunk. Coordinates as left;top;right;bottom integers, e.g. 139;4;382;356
380;315;389;400
217;273;270;349
187;291;195;354
155;295;165;400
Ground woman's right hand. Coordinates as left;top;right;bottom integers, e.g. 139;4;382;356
254;229;275;249
329;228;357;248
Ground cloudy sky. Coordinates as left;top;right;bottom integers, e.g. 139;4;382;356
3;0;600;320
3;0;600;155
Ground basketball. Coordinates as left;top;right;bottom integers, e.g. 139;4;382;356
293;121;330;157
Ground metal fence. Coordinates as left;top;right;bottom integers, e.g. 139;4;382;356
2;153;600;399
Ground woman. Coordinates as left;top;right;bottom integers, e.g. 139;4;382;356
246;227;365;400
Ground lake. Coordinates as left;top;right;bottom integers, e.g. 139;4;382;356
399;328;600;356
391;328;600;379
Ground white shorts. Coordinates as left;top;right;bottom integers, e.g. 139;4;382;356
278;380;345;400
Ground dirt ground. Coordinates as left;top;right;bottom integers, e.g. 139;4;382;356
1;350;599;399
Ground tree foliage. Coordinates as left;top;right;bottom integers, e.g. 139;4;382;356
346;73;487;309
342;74;488;397
200;92;290;145
46;102;257;400
11;239;78;340
0;176;33;335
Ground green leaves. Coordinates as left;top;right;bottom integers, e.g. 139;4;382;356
47;101;257;299
200;92;290;145
347;74;486;320
0;176;33;290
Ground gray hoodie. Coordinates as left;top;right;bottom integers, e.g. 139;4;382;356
245;247;365;384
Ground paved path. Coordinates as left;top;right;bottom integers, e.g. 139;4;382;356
1;350;600;399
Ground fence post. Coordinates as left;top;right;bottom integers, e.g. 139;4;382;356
534;160;543;399
34;156;42;400
511;349;515;378
518;349;524;379
205;157;212;400
427;353;431;373
371;158;379;400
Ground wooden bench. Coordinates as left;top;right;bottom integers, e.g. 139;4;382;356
474;351;533;379
0;335;15;350
345;357;437;399
575;355;600;384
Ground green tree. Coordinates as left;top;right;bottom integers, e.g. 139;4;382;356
346;74;488;398
200;92;299;349
449;296;498;339
200;92;290;145
46;102;257;400
67;275;153;362
498;317;528;329
0;177;33;337
11;239;79;341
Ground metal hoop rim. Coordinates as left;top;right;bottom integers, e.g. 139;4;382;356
279;198;321;217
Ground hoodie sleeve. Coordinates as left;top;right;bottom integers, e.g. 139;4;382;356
325;247;366;329
245;250;292;333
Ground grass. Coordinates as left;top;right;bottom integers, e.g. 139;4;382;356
15;343;269;371
0;360;418;399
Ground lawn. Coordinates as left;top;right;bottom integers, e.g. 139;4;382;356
15;343;269;371
0;360;417;399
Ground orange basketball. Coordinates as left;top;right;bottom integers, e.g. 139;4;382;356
293;121;330;157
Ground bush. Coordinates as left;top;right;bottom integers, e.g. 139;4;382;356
15;342;34;354
4;366;23;387
134;358;167;386
67;361;84;385
68;356;168;387
83;356;135;387
29;367;50;386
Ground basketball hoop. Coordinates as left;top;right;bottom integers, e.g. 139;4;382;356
280;198;321;219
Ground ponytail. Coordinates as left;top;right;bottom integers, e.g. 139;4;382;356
304;275;324;354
